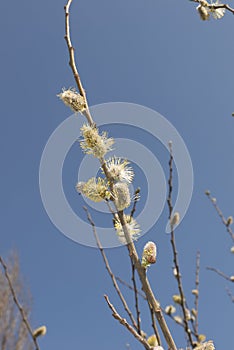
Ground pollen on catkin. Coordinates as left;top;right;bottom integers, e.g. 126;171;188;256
80;124;114;159
113;182;131;211
114;214;141;244
57;88;86;113
141;241;157;268
76;177;110;202
105;157;134;183
33;325;47;338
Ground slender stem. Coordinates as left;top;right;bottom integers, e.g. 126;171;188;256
104;295;151;350
207;266;233;282
167;143;194;348
64;0;94;126
194;252;200;336
0;256;40;350
205;191;234;243
131;261;141;334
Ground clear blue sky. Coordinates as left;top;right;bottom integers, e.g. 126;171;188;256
1;0;234;349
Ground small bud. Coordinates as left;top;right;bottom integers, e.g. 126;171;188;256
174;315;183;324
147;334;158;347
192;289;199;296
211;197;216;203
205;190;210;196
170;212;180;227
33;325;47;338
198;334;206;343
230;275;234;282
230;246;234;254
172;294;182;305
165;305;176;315
226;216;233;226
191;308;198;317
141;241;157;268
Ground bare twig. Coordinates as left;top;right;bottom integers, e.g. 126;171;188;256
207;266;233;282
64;0;94;126
104;295;151;350
0;256;40;350
116;276;147;300
149;307;161;346
194;251;200;336
130;188;141;218
225;286;234;303
131;262;141;334
167;143;194;348
83;207;138;330
205;191;234;243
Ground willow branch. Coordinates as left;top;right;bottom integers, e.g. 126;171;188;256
167;143;194;348
65;2;177;348
0;256;40;350
104;295;151;350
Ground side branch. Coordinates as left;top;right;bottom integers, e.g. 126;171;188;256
83;207;139;331
0;256;40;350
104;295;152;350
167;143;194;347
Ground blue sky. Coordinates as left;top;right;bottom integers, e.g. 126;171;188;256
1;0;234;349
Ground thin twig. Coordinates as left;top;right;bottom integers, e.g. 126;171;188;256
194;251;200;336
130;188;141;218
83;207;138;330
104;295;151;350
167;143;194;348
206;266;233;282
149;307;161;346
131;262;141;334
117;275;198;337
116;276;147;300
0;256;40;350
64;0;94;126
225;286;234;303
205;191;234;243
